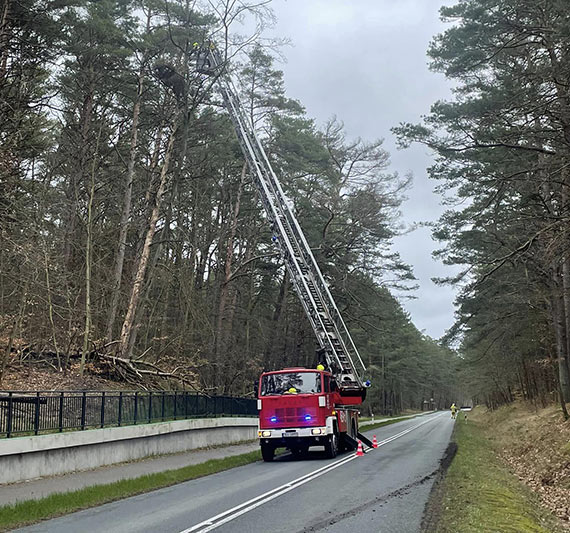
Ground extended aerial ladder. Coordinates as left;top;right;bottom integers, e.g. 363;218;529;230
196;46;367;400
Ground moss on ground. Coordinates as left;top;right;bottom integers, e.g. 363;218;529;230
435;414;561;533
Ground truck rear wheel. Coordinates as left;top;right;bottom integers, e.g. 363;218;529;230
324;430;338;459
261;442;274;462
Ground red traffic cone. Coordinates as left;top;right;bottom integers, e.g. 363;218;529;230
355;440;364;457
372;435;378;449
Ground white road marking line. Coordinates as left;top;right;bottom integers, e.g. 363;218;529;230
180;412;443;533
181;454;358;533
373;412;444;449
179;453;356;533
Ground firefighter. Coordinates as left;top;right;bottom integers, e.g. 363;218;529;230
450;403;457;419
285;387;298;394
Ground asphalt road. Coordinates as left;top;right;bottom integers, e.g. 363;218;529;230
17;412;453;533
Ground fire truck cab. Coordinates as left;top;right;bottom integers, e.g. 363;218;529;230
257;368;360;461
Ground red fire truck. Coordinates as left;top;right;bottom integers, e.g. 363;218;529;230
197;45;371;461
257;368;366;461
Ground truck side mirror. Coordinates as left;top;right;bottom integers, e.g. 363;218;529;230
253;383;259;397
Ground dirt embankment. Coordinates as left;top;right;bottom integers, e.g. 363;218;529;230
485;403;570;526
1;361;126;391
423;403;569;533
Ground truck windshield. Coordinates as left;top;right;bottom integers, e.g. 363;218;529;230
261;372;321;396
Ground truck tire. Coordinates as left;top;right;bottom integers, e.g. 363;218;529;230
324;429;338;459
261;442;274;462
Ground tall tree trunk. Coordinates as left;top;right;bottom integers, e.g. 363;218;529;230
263;269;289;369
64;77;94;270
562;257;570;395
0;281;27;386
80;126;101;375
44;246;61;372
118;111;181;360
0;0;10;80
561;176;570;404
551;269;570;402
547;48;570;404
149;110;191;352
214;163;247;385
106;66;145;341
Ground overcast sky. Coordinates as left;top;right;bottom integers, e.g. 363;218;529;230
253;0;458;339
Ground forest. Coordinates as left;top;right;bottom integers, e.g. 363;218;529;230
396;0;570;417
2;0;568;418
0;0;461;414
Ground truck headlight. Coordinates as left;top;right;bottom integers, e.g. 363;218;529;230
258;430;271;437
311;428;324;435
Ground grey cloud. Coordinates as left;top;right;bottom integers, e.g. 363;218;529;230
262;0;457;338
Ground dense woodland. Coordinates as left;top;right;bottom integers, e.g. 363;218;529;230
0;0;462;414
396;0;570;417
4;0;569;418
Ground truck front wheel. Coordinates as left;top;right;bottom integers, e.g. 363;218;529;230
324;430;338;459
261;442;274;462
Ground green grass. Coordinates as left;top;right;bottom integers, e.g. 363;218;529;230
435;417;560;533
0;450;261;532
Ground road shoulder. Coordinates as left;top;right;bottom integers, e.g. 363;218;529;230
422;409;564;533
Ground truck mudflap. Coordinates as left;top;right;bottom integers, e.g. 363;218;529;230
342;432;372;451
342;433;359;451
357;432;374;448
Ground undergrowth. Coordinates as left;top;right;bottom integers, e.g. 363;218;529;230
434;411;562;533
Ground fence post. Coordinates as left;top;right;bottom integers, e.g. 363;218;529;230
161;391;165;421
58;391;64;432
173;391;177;420
81;392;86;430
100;391;105;428
7;392;13;438
34;392;40;435
148;392;152;423
184;392;189;419
134;392;138;425
118;391;123;427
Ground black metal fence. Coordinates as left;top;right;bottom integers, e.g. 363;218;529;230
0;391;258;438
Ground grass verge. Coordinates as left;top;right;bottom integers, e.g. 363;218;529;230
431;414;561;533
0;450;261;532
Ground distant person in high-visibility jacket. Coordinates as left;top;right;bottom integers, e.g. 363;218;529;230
450;403;457;419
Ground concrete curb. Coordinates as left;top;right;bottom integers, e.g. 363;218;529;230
0;417;258;484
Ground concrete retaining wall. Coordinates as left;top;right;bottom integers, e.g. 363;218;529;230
0;417;259;484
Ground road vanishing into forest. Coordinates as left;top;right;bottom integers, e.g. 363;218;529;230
17;412;453;533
